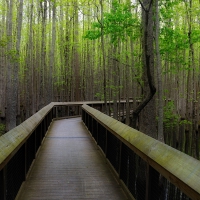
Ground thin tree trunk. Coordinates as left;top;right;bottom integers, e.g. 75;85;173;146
6;0;15;131
49;0;56;103
39;0;47;108
0;0;6;124
155;0;164;142
100;0;108;114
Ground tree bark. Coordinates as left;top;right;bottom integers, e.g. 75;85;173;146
0;0;6;121
6;0;16;131
100;0;108;114
131;0;157;139
155;0;164;142
49;0;56;103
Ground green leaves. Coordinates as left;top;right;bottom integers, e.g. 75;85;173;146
163;101;179;128
160;27;189;55
0;123;5;136
191;29;200;44
84;29;101;40
84;1;140;44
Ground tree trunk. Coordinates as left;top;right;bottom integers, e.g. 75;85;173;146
39;0;47;108
0;0;6;123
49;0;56;103
131;0;157;139
16;0;23;124
6;0;16;131
100;0;108;114
155;0;164;142
74;0;80;101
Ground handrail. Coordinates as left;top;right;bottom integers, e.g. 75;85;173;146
0;103;53;171
82;104;200;200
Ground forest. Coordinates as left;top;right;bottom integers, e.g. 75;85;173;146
0;0;200;159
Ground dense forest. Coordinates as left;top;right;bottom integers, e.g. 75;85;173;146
0;0;200;159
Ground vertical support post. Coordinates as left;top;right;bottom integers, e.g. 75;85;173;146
145;164;159;200
44;117;47;137
24;141;27;176
34;130;36;156
48;112;50;127
122;102;124;120
84;109;86;124
79;105;81;115
53;106;56;119
40;121;43;144
56;106;58;118
88;113;90;132
46;115;48;133
90;115;93;135
0;168;6;200
81;108;84;123
105;129;108;156
50;108;52;120
96;122;99;144
85;111;87;126
118;141;122;175
67;106;69;117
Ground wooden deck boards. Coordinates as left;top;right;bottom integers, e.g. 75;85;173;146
17;118;127;200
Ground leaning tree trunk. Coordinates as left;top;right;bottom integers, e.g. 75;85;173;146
131;0;157;139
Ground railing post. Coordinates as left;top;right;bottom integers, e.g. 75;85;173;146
38;121;44;143
105;129;108;156
118;141;122;175
52;106;56;119
24;141;27;177
81;109;84;123
0;167;6;200
96;122;99;144
145;164;160;200
43;118;46;137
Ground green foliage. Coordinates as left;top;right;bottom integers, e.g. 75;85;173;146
95;92;104;100
160;27;189;55
0;36;9;47
84;29;101;40
163;100;192;128
84;1;140;43
179;119;192;125
0;123;5;136
163;101;179;128
191;29;200;44
6;49;20;63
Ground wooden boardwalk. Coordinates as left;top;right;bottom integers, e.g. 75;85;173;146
17;118;127;200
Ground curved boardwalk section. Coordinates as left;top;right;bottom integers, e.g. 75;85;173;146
17;118;127;200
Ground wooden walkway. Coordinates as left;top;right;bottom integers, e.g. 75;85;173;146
17;118;127;200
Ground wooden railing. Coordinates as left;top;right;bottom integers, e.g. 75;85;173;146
82;104;200;200
0;101;131;200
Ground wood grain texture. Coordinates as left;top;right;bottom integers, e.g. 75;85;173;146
17;118;127;200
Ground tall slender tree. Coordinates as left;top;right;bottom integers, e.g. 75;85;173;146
6;0;15;131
